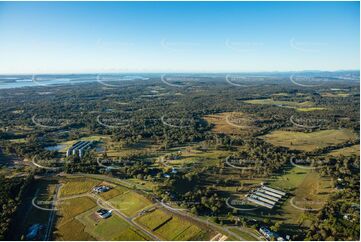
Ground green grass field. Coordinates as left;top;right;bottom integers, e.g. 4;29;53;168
108;191;153;217
153;215;202;240
267;166;333;224
269;166;309;191
76;207;131;240
59;178;100;197
262;129;357;152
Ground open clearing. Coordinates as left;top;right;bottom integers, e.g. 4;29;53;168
262;129;357;152
160;145;230;168
244;98;327;112
327;144;360;157
204;112;259;135
296;107;327;112
245;99;314;108
321;92;350;98
267;166;333;225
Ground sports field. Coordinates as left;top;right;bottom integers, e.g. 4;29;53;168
262;129;357;152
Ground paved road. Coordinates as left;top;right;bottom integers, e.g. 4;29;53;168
44;184;60;241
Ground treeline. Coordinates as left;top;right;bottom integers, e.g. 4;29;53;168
0;174;33;240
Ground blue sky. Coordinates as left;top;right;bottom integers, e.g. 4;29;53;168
0;1;359;74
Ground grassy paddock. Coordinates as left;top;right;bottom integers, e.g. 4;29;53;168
203;112;258;135
262;129;357;152
327;144;360;157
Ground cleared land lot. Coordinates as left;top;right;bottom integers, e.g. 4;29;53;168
59;178;100;197
76;207;148;240
162;146;230;168
262;129;357;152
99;186;129;200
136;208;207;240
108;191;153;217
54;196;97;240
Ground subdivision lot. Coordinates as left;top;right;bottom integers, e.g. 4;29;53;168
135;208;206;240
59;178;100;197
108;191;153;217
262;129;357;152
77;207;135;240
54;196;97;240
99;186;129;200
54;178;152;241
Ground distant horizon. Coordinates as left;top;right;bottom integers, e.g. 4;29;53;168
0;69;360;76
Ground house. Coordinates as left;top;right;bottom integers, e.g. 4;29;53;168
93;185;110;193
96;209;112;219
259;227;284;241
